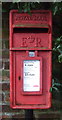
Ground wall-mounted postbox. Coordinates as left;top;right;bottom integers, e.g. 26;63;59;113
10;10;52;109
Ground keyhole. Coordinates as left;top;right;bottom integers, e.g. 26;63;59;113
18;76;21;80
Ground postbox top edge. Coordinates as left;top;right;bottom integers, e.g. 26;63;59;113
10;9;52;15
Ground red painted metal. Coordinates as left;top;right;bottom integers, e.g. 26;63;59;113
9;10;52;109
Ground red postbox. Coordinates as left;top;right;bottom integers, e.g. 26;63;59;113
10;10;52;109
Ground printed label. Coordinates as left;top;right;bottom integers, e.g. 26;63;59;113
23;60;40;92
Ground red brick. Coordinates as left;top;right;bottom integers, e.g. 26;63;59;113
2;76;9;81
0;83;2;91
0;60;2;69
4;92;10;103
2;83;10;91
0;115;2;120
2;115;11;119
2;60;9;70
5;62;9;69
2;39;9;49
12;114;24;119
2;118;12;120
0;105;2;112
2;105;21;113
0;92;4;102
0;50;2;59
2;70;9;78
2;49;9;59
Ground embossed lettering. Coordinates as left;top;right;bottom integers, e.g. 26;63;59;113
14;14;47;22
37;38;41;47
22;38;27;47
21;36;42;47
29;36;35;43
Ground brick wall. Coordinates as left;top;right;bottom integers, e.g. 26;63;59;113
1;11;62;120
2;12;25;120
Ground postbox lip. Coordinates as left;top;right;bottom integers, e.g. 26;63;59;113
12;24;50;29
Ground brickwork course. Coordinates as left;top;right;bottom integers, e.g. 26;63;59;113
1;9;62;120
